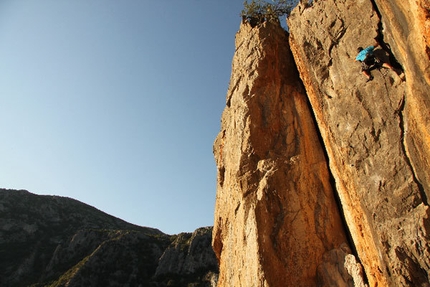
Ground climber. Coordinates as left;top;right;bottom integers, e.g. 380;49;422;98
355;42;395;82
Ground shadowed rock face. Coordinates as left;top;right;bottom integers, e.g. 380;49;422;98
155;227;218;285
288;0;430;286
212;20;348;287
0;189;218;287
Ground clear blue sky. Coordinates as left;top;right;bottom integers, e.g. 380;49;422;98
0;0;249;234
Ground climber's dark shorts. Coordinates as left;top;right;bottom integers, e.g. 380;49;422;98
361;56;381;72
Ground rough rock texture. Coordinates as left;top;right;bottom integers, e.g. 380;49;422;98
155;227;219;286
0;189;218;287
317;243;366;287
155;227;218;276
373;0;430;210
288;0;430;286
212;20;348;287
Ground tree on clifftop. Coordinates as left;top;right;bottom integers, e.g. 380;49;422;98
241;0;297;27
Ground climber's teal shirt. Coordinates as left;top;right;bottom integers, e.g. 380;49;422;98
356;46;375;61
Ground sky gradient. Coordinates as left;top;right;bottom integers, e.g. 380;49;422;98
0;0;293;235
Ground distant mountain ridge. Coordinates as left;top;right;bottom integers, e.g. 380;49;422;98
0;188;218;287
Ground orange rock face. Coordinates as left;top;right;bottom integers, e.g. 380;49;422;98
374;0;430;208
214;1;430;286
212;21;348;287
288;0;430;286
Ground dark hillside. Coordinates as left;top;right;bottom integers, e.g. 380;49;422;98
0;189;217;287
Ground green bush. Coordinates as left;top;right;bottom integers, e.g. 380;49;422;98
241;0;296;26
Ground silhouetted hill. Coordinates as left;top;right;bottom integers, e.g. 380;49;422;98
0;189;217;287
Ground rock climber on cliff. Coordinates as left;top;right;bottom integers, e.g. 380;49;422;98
355;42;395;82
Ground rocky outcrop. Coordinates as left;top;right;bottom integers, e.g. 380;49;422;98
0;189;217;287
214;1;430;286
155;227;218;286
155;227;218;276
212;20;349;287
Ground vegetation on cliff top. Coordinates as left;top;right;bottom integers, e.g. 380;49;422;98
241;0;298;26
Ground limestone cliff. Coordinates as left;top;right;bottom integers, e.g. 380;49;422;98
155;227;218;285
373;0;430;196
212;21;348;287
289;0;430;286
213;0;430;286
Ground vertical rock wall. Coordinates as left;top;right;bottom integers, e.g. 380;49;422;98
288;0;430;286
373;0;430;210
212;21;347;287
